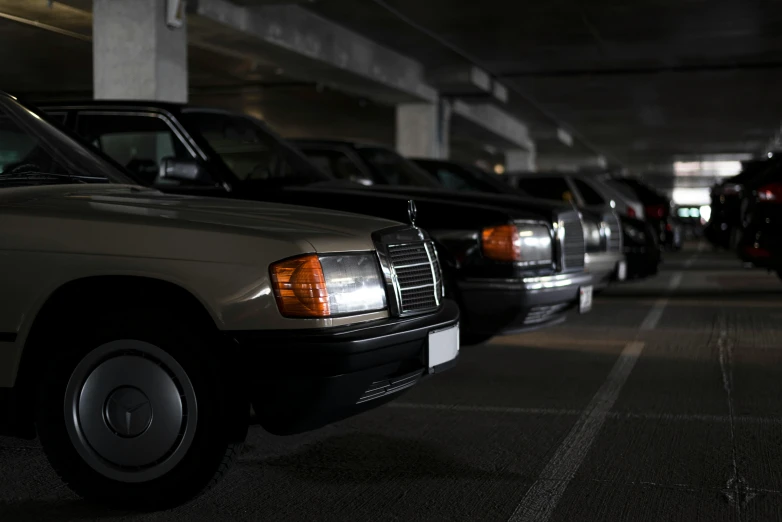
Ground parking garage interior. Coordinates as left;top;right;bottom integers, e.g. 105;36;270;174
2;1;782;520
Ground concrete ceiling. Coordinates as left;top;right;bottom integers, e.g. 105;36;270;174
297;0;782;168
3;0;782;173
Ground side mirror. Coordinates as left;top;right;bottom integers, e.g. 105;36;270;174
158;158;212;184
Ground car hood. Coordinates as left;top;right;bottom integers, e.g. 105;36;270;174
272;184;561;233
362;185;575;222
0;184;402;253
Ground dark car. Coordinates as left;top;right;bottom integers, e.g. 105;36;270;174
291;141;620;291
606;177;682;252
41;101;594;345
705;158;778;250
737;160;782;277
474;169;628;287
294;149;632;290
411;160;664;281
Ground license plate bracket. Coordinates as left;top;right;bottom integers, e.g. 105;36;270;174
428;324;460;373
617;260;627;281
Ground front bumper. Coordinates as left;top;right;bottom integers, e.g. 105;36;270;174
456;270;594;336
229;300;460;435
585;251;625;289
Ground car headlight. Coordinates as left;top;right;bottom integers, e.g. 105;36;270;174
270;253;387;317
481;222;552;267
583;220;601;247
622;222;645;243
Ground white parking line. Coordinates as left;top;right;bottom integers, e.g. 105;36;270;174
504;250;698;522
506;340;645;522
639;271;683;330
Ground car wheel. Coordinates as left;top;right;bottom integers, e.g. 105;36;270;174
35;313;246;510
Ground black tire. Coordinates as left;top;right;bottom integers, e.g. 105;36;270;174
461;331;493;346
35;311;247;510
777;270;782;282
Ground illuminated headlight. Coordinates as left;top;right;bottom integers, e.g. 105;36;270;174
481;222;552;266
482;222;552;266
319;254;387;314
583;221;601;247
583;220;607;252
516;223;553;266
270;253;386;317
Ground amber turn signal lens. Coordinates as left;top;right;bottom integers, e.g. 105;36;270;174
481;225;521;262
270;254;330;317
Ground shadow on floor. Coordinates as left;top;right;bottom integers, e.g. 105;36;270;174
244;432;517;484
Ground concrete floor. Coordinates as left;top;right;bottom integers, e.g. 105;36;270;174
2;242;782;521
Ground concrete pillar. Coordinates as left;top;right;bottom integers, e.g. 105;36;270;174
395;99;451;159
93;0;188;102
505;148;536;173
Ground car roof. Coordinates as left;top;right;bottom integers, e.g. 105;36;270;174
36;99;186;111
290;138;392;150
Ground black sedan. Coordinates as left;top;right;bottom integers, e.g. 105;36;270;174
737;160;782;279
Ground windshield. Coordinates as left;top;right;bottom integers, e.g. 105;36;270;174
0;95;133;188
354;147;440;188
416;160;521;194
181;110;330;187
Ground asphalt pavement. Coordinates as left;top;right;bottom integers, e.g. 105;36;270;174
3;241;782;521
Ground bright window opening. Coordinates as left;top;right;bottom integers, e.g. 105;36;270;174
673;161;742;177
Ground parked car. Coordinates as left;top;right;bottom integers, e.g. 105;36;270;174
621;214;661;278
412;160;660;279
499;170;627;288
705;158;777;250
737;160;782;277
41;101;594;346
1;92;460;509
606;177;682;251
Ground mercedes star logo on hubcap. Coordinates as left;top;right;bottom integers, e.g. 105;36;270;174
104;386;153;438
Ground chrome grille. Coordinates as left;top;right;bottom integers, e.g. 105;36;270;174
387;241;442;314
559;211;585;271
603;212;622;252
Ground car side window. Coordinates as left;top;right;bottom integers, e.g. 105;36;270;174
306;153;334;176
514;177;573;202
302;149;376;185
45;112;68;125
572;179;605;205
75;113;193;186
435;168;473;191
0;115;65;175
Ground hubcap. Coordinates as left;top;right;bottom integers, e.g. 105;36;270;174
104;386;153;438
64;340;198;483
